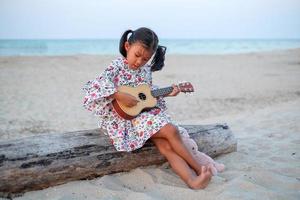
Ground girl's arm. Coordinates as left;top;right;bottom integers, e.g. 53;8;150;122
110;91;139;107
82;59;120;112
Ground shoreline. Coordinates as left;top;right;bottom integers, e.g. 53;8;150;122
1;47;300;58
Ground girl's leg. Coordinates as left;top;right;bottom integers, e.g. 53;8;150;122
151;138;212;189
151;123;204;175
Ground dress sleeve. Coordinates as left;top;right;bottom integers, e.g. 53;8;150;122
82;61;119;113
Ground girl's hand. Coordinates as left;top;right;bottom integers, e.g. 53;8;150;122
114;91;139;107
167;84;180;97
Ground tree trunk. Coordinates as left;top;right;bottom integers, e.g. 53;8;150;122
0;124;236;198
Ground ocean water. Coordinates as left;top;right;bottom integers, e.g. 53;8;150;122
0;39;300;56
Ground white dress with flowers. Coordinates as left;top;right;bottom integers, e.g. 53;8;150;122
82;57;177;152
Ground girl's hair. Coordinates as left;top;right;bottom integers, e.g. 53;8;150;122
119;27;166;72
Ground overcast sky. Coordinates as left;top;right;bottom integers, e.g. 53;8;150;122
0;0;300;39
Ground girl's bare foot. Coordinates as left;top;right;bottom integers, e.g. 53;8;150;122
196;167;202;176
187;166;212;189
195;164;212;176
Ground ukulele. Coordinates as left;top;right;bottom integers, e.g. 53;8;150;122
112;82;194;120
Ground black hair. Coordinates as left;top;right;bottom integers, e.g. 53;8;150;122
119;27;166;72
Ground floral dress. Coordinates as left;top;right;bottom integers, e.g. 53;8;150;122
82;58;224;171
82;57;176;152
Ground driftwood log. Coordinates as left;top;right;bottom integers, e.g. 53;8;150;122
0;124;237;198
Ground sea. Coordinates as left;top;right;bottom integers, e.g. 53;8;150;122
0;39;300;56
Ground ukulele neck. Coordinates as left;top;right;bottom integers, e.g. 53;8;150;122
151;86;174;98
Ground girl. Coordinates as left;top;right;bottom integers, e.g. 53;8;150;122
82;27;212;189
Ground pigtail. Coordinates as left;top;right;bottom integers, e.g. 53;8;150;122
150;45;167;72
119;30;133;57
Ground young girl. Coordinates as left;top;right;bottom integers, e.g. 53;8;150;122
82;27;212;189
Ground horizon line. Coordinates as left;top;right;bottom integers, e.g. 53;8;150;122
1;38;300;41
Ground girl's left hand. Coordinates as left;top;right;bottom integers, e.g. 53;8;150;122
167;84;180;97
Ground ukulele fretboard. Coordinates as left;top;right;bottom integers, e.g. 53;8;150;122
151;87;174;98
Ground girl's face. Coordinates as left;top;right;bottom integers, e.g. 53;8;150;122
124;41;153;70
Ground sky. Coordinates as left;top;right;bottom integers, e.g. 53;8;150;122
0;0;300;39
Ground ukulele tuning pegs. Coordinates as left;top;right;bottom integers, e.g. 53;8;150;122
178;81;194;93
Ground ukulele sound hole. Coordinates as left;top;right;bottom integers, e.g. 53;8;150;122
138;93;147;101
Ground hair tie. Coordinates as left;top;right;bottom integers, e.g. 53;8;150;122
127;30;134;41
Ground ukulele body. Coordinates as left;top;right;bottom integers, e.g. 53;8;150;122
112;82;193;120
112;84;157;120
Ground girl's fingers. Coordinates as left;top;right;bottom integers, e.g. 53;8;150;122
172;84;180;93
167;84;181;96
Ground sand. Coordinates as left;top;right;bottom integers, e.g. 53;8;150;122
0;49;299;199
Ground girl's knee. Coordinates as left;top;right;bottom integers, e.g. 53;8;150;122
153;139;172;156
161;124;180;138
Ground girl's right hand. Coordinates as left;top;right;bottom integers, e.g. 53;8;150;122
114;92;139;107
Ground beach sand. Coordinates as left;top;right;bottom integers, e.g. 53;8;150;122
0;49;299;199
